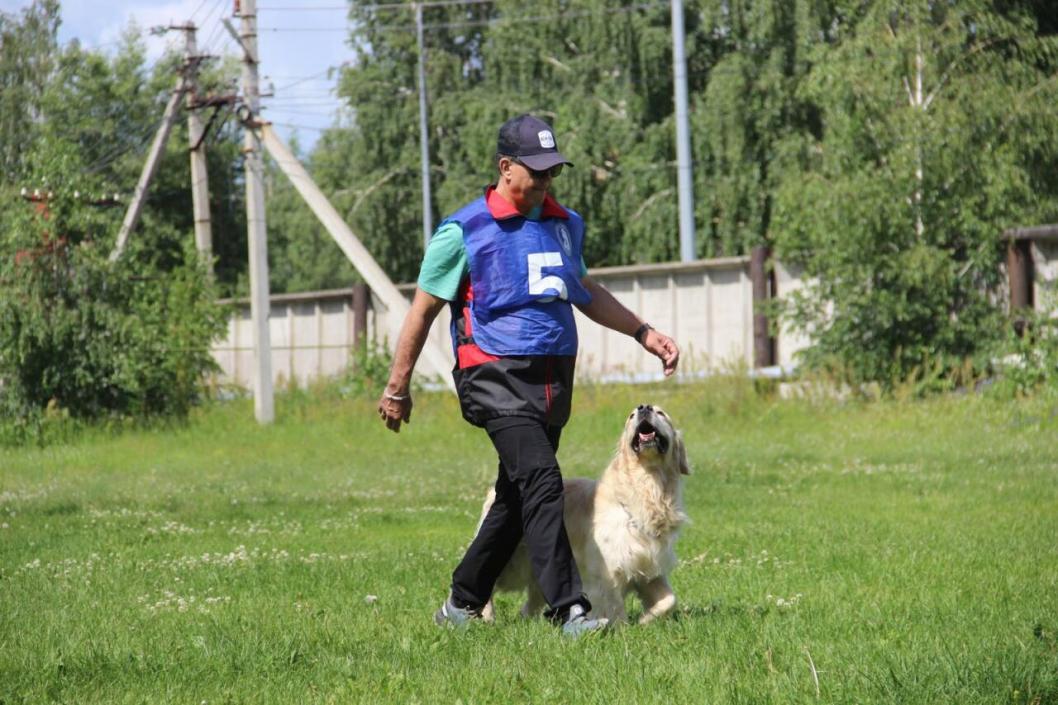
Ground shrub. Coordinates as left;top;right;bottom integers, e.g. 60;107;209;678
0;197;226;444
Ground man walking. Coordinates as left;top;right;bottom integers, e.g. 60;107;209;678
377;114;680;636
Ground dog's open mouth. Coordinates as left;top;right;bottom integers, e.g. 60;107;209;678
632;420;669;454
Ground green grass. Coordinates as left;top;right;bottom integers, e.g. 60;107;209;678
2;379;1057;704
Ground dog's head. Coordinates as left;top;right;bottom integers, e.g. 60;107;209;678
621;404;690;475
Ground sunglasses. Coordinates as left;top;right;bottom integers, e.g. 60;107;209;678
512;157;563;179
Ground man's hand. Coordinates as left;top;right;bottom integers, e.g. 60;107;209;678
642;329;680;377
375;288;447;434
378;392;413;433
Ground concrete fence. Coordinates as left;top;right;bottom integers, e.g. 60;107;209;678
211;257;809;388
211;234;1058;389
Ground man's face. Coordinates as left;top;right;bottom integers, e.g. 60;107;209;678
499;156;555;212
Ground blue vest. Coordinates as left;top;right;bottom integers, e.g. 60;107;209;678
443;196;592;356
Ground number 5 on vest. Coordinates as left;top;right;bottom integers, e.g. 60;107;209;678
527;252;568;301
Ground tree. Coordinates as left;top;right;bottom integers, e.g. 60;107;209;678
320;0;710;281
265;136;359;293
0;0;59;182
773;0;1058;385
0;15;236;440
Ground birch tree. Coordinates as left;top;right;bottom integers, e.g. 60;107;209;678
773;0;1058;385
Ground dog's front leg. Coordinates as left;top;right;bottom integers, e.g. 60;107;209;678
635;576;677;625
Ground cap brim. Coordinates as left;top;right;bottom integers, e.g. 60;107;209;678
519;152;573;170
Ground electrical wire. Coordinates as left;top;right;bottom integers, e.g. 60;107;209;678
189;0;216;24
199;0;235;56
269;121;351;132
259;2;667;33
259;0;495;10
80;112;172;176
272;68;341;93
262;108;345;117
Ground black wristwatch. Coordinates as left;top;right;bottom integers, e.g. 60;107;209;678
633;323;653;345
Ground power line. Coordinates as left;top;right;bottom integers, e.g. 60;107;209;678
262;90;338;96
81;112;173;176
262;108;344;117
264;101;343;107
272;67;342;93
269;121;350;132
259;2;667;33
200;0;235;55
259;0;495;10
189;0;216;23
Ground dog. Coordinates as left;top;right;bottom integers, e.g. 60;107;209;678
479;404;690;625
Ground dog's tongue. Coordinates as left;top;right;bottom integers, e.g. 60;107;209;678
638;431;656;443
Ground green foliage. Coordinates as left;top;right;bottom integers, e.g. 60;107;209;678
0;10;245;442
0;145;226;445
338;337;395;399
4;13;247;297
986;304;1058;398
0;0;59;181
318;0;722;281
4;0;1058;409
773;1;1058;386
264;142;359;294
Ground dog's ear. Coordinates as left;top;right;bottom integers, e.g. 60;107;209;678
676;431;691;475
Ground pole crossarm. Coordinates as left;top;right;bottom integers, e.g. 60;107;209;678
256;122;456;391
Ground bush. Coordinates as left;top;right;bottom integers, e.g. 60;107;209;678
986;310;1058;399
338;337;394;399
0;198;226;444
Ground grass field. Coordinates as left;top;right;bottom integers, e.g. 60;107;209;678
2;379;1057;704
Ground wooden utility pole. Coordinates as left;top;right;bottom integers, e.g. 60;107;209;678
110;77;188;261
181;23;214;272
239;0;275;424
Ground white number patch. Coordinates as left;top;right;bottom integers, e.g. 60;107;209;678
527;252;568;301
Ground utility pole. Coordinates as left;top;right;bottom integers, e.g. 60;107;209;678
415;2;433;251
181;23;214;273
239;0;275;424
110;76;188;260
671;0;696;262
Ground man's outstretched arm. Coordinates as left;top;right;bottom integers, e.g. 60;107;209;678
378;288;448;432
577;276;680;376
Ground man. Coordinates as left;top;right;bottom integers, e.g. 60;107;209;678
377;114;680;637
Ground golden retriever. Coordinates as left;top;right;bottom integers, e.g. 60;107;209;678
479;404;690;625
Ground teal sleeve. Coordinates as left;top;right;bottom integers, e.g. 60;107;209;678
417;221;468;302
580;256;588;278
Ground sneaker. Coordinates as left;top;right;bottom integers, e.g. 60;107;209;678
561;604;608;638
434;596;482;628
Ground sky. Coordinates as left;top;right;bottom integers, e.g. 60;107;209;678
0;0;354;152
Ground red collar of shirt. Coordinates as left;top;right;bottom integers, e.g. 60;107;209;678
484;185;570;221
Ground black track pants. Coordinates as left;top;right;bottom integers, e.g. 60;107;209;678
449;415;589;621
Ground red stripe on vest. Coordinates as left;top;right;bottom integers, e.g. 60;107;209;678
455;279;498;368
457;343;500;368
